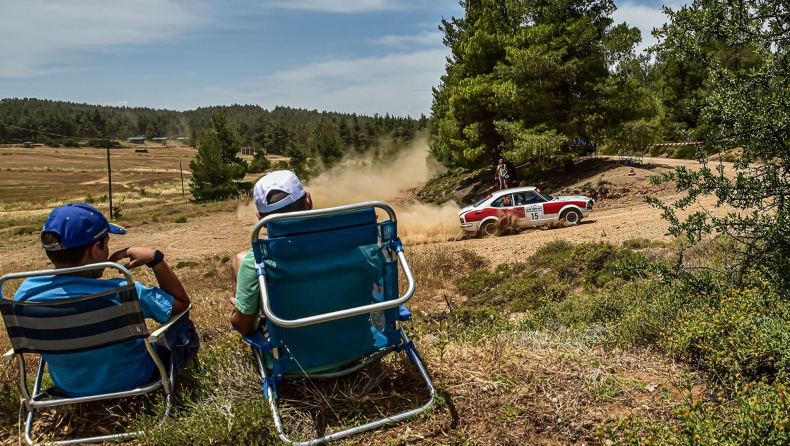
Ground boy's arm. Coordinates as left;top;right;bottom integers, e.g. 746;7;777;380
230;251;260;336
230;299;258;336
110;247;190;314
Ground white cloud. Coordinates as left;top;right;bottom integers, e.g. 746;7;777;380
0;0;206;78
372;31;444;48
199;49;448;117
268;0;406;13
612;1;679;54
114;100;129;106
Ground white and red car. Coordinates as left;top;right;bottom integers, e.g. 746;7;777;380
459;186;594;237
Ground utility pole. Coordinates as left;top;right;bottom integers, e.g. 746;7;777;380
179;162;185;198
106;137;113;219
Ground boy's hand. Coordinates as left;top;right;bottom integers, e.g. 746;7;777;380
109;247;156;269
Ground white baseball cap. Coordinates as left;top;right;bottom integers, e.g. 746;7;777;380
253;170;306;214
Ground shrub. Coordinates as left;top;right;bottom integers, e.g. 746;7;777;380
61;138;80;148
17;226;38;235
671;145;698;159
602;378;790;445
621;237;654;249
84;194;96;204
174;215;188;223
175;261;198;269
662;282;790;387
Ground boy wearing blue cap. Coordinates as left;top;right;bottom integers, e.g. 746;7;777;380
13;203;197;397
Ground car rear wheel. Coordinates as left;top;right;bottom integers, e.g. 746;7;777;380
480;221;499;237
561;209;582;225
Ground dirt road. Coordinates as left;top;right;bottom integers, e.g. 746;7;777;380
0;156;733;273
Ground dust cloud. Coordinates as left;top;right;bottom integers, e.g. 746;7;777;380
237;140;463;244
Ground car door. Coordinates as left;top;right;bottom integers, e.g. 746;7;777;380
490;194;521;221
518;191;546;225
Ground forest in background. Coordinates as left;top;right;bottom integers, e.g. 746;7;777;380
0;98;427;157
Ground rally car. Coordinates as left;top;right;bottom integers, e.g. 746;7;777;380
458;186;594;237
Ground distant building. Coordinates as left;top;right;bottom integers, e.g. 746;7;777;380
176;136;188;141
127;136;146;143
152;137;169;147
240;147;255;156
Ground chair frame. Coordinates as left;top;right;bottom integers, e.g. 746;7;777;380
247;201;435;445
1;262;190;445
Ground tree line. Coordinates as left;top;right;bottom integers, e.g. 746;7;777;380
0;98;427;157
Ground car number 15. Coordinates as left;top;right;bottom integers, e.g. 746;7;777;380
524;204;543;221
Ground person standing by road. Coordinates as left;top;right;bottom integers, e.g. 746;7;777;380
495;158;509;190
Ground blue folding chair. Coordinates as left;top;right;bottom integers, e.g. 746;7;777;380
240;201;435;445
0;262;191;445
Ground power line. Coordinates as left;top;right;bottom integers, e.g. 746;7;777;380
0;120;110;141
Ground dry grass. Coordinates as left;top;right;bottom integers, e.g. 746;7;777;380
0;145;702;444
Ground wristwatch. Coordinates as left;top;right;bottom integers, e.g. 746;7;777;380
146;250;165;268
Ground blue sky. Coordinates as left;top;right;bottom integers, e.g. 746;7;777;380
0;0;682;117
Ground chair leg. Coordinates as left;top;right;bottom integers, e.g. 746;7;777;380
256;330;436;446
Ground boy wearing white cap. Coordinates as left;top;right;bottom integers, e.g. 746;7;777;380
231;170;313;335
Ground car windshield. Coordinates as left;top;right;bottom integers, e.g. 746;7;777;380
539;193;554;201
473;197;488;207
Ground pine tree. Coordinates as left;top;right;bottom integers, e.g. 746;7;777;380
189;110;247;201
310;115;343;168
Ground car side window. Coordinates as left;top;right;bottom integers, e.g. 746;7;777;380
519;192;537;204
491;195;514;207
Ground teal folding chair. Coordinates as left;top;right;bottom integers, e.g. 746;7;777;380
0;262;190;445
240;201;435;445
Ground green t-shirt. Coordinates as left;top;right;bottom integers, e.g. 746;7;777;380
235;249;261;315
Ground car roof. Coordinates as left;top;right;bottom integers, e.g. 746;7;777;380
490;186;537;197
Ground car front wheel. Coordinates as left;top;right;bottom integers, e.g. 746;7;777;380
561;209;582;225
480;221;499;237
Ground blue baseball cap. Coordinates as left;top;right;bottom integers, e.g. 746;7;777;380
42;203;126;251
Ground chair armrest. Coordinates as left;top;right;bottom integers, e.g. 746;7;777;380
147;305;191;343
3;349;15;361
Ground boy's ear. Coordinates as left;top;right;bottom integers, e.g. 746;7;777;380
83;240;104;263
304;192;313;210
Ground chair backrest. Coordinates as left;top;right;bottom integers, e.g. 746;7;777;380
252;206;402;375
0;264;148;355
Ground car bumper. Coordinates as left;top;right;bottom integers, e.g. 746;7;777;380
460;222;478;235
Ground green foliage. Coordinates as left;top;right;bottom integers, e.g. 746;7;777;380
285;140;313;181
61;138;80;148
174;261;197;269
174;215;188;223
310;115;343;168
189;110;248;202
649;0;790;294
603;378;790;445
662;282;790;387
457;241;648;314
16;226;38;235
247;150;271;174
430;0;656;169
